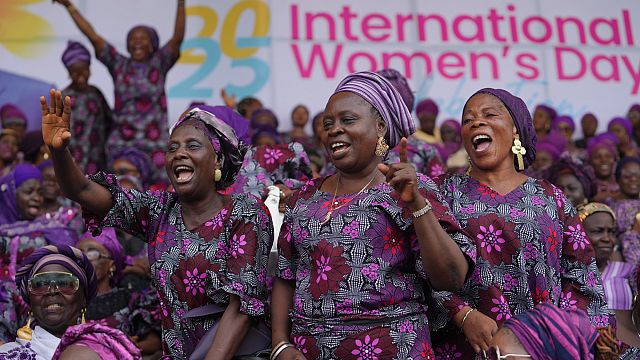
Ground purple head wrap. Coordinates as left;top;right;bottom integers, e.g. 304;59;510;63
251;124;281;145
250;108;279;129
587;133;619;159
0;103;27;128
19;130;45;163
61;41;91;69
536;131;567;161
109;147;153;186
466;88;537;169
608;117;633;136
80;227;123;288
629;104;640;113
189;103;251;145
52;323;141;360
441;119;462;136
15;244;97;304
0;164;43;225
553;115;575;132
171;106;248;190
127;25;159;53
415;98;439;117
535;104;558;122
376;68;415;111
546;155;597;199
334;71;415;149
503;303;598;360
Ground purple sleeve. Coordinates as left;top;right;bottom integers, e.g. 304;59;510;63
156;43;179;74
96;42;127;77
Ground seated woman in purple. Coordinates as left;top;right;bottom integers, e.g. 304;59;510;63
271;72;474;360
430;88;610;358
42;91;272;359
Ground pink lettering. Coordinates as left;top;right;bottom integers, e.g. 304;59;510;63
555;47;586;80
362;13;392;42
487;8;507;42
291;5;299;40
347;52;378;73
470;52;498;79
623;10;635;46
591;55;620;81
339;6;358;41
437;52;465;79
396;14;413;42
556;17;587;45
522;16;552;43
417;14;448;42
453;15;485;42
291;44;342;78
516;53;539;80
621;56;640;95
589;18;621;45
305;12;336;41
382;52;433;78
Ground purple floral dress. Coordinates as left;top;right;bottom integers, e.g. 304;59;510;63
63;85;112;175
97;43;178;182
387;136;446;179
226;142;312;198
430;174;611;360
277;174;475;360
607;198;640;267
84;173;273;359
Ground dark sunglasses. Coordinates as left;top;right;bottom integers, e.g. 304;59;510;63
83;249;112;262
28;271;80;296
483;346;531;360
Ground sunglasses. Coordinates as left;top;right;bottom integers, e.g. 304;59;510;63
28;271;80;296
83;249;112;262
483;346;531;360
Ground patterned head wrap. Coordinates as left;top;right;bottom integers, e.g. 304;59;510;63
615;156;640;183
126;25;159;53
587;133;619;159
171;106;248;190
250;108;279;129
334;71;415;149
61;41;91;69
546;155;597;201
578;202;616;222
0;164;43;225
415;98;439;117
15;245;97;304
503;303;598;360
535;104;558;122
109;147;153;186
608;117;633;137
376;68;415;111
553;115;575;132
0;103;27;129
80;227;123;288
52;323;141;360
465;88;537;169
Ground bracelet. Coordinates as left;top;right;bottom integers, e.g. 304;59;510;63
412;200;432;218
460;308;475;329
270;342;294;360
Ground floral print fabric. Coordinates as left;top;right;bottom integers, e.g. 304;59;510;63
84;173;272;359
430;174;611;359
277;173;475;360
387;136;446;179
607;199;640;268
97;43;178;182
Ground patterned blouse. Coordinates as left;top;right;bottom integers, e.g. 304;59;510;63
63;85;112;175
387;136;446;179
430;174;611;359
607;198;640;267
97;42;178;182
84;173;273;359
277;173;475;360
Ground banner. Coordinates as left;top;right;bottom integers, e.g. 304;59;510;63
1;0;639;133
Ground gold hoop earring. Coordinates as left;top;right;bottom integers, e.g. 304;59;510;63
375;136;389;157
214;169;222;182
511;134;527;171
17;313;33;340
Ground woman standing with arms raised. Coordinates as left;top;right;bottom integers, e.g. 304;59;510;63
53;0;185;182
40;90;272;359
271;72;475;360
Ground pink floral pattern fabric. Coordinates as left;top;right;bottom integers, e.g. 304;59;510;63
429;174;611;360
387;136;446;178
277;173;475;359
84;173;272;359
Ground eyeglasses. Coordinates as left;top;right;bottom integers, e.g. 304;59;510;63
483;346;532;360
83;249;112;262
28;271;80;296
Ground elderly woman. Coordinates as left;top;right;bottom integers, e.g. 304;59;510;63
53;0;185;182
41;90;272;359
588;133;620;202
271;72;474;360
607;157;640;266
0;164;44;226
53;323;141;360
0;244;97;360
429;88;610;358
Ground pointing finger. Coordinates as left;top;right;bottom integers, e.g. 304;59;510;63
399;137;408;163
40;96;48;116
49;89;56;115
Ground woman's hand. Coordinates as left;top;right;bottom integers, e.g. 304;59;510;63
460;310;498;353
41;89;72;151
52;0;72;7
220;88;237;109
278;346;308;360
378;138;421;206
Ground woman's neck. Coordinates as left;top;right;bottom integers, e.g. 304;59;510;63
470;164;527;195
181;191;226;230
97;281;112;295
290;127;307;137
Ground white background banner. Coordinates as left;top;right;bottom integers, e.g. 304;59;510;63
1;0;639;133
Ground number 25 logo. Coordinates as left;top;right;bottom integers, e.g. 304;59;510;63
169;1;271;99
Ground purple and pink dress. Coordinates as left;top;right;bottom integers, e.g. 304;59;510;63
607;198;640;267
429;174;611;359
387;136;446;178
277;173;475;360
84;173;272;359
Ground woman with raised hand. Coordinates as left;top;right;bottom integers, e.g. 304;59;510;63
53;0;185;182
271;71;474;360
41;90;272;359
429;88;610;359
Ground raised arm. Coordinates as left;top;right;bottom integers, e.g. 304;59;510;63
166;0;186;58
41;89;113;218
53;0;106;54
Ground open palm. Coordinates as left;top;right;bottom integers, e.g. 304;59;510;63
40;89;72;150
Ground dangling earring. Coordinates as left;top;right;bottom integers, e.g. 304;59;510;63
511;134;527;171
108;268;115;279
214;169;222;182
80;308;86;324
375;136;389;157
465;156;472;175
17;313;33;340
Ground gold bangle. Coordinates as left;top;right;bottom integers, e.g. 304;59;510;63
460;308;475;329
412;200;432;218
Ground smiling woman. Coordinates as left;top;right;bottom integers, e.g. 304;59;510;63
41;91;273;359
